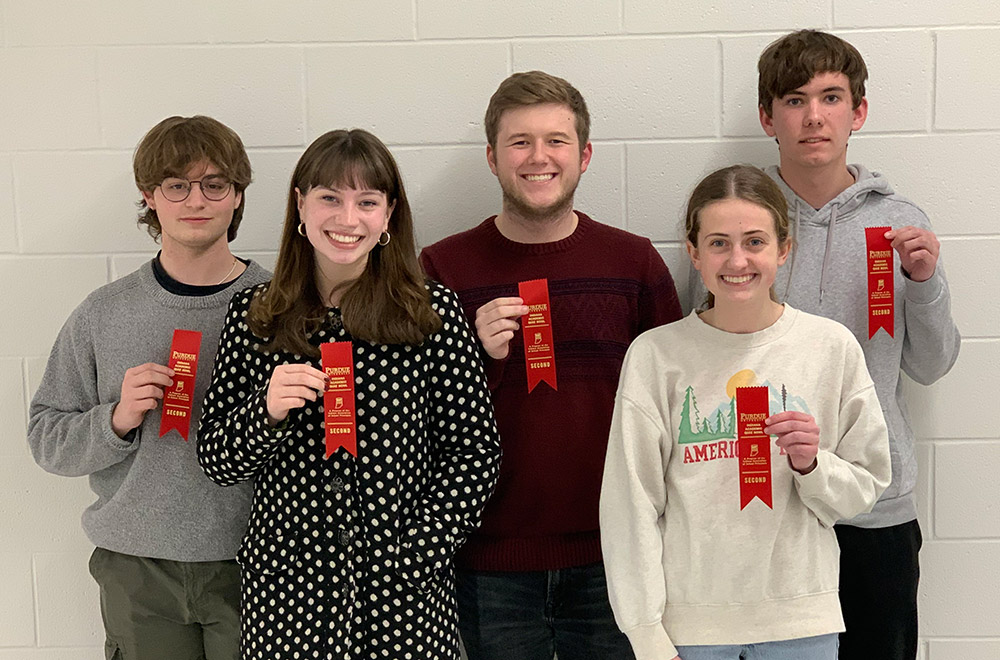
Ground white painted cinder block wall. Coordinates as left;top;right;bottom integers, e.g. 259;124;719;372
1;1;997;658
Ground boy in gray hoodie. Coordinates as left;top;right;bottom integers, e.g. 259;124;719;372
28;116;270;660
751;30;960;660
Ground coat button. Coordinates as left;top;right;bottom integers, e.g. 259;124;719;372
337;528;352;546
327;477;345;493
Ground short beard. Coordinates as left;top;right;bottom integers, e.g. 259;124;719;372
500;181;578;225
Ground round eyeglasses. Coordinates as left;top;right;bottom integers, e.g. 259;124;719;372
159;176;233;202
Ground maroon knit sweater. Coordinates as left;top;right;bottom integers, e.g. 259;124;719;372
420;213;682;571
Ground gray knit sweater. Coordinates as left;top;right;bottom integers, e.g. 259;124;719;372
27;260;270;561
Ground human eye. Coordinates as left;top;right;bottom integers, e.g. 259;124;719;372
825;93;841;103
163;179;187;192
202;177;229;193
709;238;726;248
748;237;766;248
359;199;380;208
784;97;802;107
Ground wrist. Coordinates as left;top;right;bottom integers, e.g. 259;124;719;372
789;455;818;475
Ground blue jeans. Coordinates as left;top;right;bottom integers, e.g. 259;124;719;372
456;562;634;660
675;633;839;660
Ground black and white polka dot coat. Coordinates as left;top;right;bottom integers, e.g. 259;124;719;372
198;283;501;660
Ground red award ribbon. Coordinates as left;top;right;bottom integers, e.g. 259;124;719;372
518;278;557;393
159;329;203;441
865;226;895;339
321;342;357;458
736;386;772;510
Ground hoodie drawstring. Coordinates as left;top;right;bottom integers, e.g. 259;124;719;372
781;201;801;304
818;204;838;304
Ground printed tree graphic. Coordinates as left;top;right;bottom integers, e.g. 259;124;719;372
714;410;725;434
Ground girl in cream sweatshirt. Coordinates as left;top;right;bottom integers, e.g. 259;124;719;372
600;165;890;660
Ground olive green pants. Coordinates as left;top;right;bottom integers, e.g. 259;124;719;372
89;547;240;660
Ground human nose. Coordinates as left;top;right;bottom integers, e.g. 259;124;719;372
526;140;548;163
728;245;748;268
184;182;208;206
804;99;823;126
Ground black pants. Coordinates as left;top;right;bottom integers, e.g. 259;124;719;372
835;520;922;660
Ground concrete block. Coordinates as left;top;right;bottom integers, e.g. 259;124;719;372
0;553;34;646
919;541;1000;636
514;38;718;140
0;650;103;660
936;30;1000;130
928;641;1000;660
110;254;155;282
218;0;413;43
624;0;822;33
0;359;26;440
722;35;777;138
0;155;14;253
231;149;300;253
625;139;773;242
904;341;1000;439
4;0;213;45
914;441;932;537
242;251;277;274
0;48;101;150
835;1;1000;27
98;47;304;149
656;244;690;313
34;552;103;646
934;442;1000;538
418;0;618;38
937;238;999;339
847;134;1000;236
305;43;508;145
15;152;148;254
0;256;108;357
395;146;501;249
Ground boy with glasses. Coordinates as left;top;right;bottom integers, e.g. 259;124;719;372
28;115;270;660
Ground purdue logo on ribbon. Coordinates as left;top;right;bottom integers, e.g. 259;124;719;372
865;226;895;339
518;278;557;393
736;386;772;510
159;329;202;441
321;342;357;458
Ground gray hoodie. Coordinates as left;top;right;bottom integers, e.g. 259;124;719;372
689;164;960;528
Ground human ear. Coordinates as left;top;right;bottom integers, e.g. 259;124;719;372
851;97;869;131
686;240;701;271
759;105;777;138
141;189;157;211
486;144;498;176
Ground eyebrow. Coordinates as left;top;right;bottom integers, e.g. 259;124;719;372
704;229;768;239
786;85;848;96
506;131;574;141
324;186;382;195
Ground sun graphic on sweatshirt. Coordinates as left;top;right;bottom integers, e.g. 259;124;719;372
725;369;758;399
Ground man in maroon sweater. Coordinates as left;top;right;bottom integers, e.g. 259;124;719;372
420;70;682;660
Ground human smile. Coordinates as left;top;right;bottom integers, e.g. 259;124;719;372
523;173;556;182
325;230;363;245
800;137;829;144
721;274;756;284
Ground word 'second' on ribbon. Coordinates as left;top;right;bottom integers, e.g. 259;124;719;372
321;341;357;458
160;329;203;441
736;386;772;510
865;226;894;339
518;278;557;393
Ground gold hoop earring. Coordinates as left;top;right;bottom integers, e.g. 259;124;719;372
377;230;391;247
297;222;306;237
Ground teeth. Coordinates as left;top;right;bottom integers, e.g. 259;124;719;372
524;174;555;181
722;274;754;284
327;232;362;244
803;138;825;143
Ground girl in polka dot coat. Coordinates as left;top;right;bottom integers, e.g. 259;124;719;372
197;129;501;660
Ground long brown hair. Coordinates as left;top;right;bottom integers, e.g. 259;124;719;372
685;165;792;309
249;129;441;356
